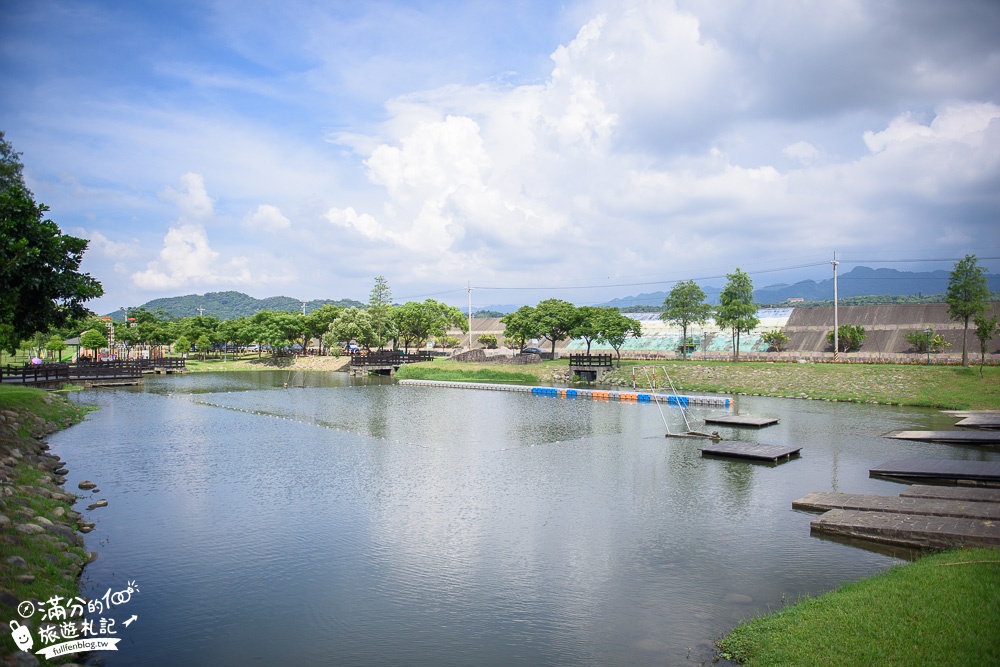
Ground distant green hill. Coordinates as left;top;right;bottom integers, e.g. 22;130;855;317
110;291;363;320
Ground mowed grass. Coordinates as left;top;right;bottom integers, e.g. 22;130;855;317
394;358;1000;410
604;360;1000;410
394;362;539;385
717;548;1000;667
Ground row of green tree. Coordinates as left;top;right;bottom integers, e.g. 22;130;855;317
52;277;468;360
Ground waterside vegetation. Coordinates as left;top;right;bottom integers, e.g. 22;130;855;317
716;547;1000;667
0;385;93;657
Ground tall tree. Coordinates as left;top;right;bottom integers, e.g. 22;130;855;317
368;276;394;349
394;299;466;352
660;280;713;359
973;312;998;377
534;299;581;358
715;268;759;362
500;306;540;351
324;307;377;351
0;132;103;353
595;308;642;366
946;254;989;366
570;306;607;355
305;304;343;354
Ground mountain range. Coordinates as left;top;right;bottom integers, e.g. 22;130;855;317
111;267;999;319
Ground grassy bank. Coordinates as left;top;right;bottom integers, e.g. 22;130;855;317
603;360;1000;410
0;385;93;658
393;358;1000;410
394;363;539;384
717;547;1000;666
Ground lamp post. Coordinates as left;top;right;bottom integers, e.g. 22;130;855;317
924;328;932;366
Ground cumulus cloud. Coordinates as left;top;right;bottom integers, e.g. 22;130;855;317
132;174;259;291
131;223;253;290
160;172;215;220
243;204;291;231
75;229;141;258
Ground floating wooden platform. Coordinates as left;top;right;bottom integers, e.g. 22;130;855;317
899;485;1000;503
953;413;1000;429
809;509;1000;550
795;485;1000;550
699;441;800;462
792;491;1000;521
703;415;778;428
884;430;1000;445
869;458;1000;486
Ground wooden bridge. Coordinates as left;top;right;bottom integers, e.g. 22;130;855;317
1;358;186;388
349;350;433;376
568;354;615;381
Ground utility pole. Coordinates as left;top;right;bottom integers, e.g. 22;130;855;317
832;252;839;362
467;282;473;351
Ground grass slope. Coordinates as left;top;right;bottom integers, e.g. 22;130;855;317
717;548;1000;666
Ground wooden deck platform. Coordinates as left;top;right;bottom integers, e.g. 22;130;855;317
792;491;1000;521
795;485;1000;550
809;509;1000;549
950;411;1000;429
699;441;800;462
884;430;1000;445
702;415;779;428
899;485;1000;503
869;458;1000;485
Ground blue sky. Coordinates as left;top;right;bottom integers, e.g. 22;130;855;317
2;0;999;314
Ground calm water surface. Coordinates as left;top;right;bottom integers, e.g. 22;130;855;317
48;371;995;666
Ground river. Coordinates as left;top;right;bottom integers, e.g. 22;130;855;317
47;371;994;666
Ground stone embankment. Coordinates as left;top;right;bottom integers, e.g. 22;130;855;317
0;396;93;665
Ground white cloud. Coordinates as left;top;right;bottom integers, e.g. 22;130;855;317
131;223;253;290
74;229;141;258
243;204;291;231
159;172;215;220
782;141;820;165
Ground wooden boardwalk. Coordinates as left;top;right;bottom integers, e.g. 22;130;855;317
869;458;1000;485
884;430;1000;445
699;441;800;463
794;486;1000;549
703;415;778;428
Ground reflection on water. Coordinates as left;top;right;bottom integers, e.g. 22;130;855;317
48;372;996;666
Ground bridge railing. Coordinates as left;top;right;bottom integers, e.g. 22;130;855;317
1;363;71;384
68;361;143;380
568;354;614;367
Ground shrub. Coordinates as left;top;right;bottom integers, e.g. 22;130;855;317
477;334;498;349
903;328;951;353
826;324;866;352
761;329;791;352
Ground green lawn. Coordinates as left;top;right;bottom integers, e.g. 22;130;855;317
717;548;1000;666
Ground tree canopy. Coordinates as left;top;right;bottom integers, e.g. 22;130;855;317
595;308;642;364
0;132;103;354
946;254;990;366
660;280;712;359
534;298;581;358
715;268;759;362
500;306;541;351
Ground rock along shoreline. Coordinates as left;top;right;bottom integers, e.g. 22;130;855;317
0;391;95;666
